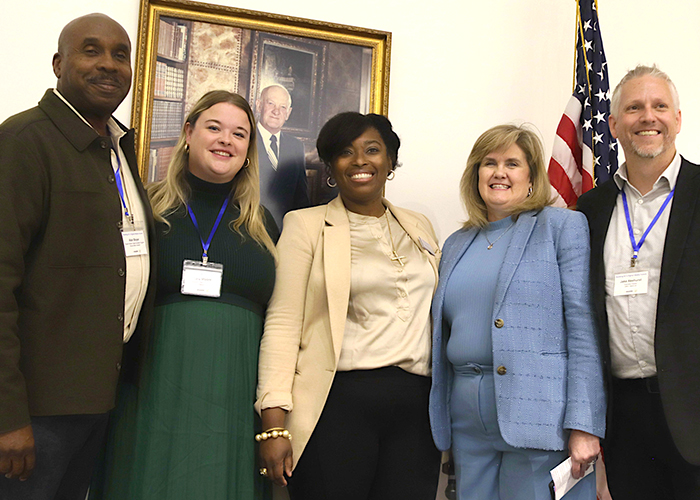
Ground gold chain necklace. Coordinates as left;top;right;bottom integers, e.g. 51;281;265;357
484;221;515;250
385;210;406;266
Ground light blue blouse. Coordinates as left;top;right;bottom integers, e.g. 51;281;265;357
444;216;514;366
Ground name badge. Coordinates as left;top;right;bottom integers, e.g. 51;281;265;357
419;237;436;256
181;259;223;297
122;229;148;256
613;270;649;296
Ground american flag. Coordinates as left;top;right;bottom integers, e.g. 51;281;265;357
548;0;618;208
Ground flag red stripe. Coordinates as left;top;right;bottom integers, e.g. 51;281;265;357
582;167;594;191
548;158;578;207
556;114;583;168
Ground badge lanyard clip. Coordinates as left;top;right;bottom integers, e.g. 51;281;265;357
621;187;674;268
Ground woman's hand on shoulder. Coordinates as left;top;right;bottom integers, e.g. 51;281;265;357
568;429;600;479
260;437;293;487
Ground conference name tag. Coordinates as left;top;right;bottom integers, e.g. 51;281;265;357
613;270;649;296
181;259;223;297
121;229;148;256
419;237;436;256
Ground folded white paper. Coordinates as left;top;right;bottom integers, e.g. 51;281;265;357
549;456;595;500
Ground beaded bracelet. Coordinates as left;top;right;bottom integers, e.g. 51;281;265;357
255;427;292;442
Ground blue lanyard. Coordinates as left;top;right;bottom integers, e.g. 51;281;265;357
621;187;674;267
108;135;132;224
187;197;229;264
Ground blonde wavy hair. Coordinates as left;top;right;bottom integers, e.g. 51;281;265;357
460;124;552;228
148;90;276;257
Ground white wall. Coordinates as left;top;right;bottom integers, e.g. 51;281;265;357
3;0;699;242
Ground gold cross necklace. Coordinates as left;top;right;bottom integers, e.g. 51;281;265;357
385;210;406;266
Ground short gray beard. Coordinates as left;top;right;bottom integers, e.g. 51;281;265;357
631;142;664;159
630;133;675;159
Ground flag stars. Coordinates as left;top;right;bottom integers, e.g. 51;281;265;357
553;7;618;196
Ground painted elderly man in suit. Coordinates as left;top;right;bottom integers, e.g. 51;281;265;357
578;65;700;499
256;84;310;228
0;13;154;500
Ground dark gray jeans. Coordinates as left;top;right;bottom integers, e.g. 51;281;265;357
0;413;109;500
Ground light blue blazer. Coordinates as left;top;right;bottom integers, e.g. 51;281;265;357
429;207;606;452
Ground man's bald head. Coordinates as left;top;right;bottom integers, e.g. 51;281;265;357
257;84;293;134
53;13;132;132
57;14;130;55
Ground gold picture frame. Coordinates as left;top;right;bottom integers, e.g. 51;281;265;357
131;0;391;194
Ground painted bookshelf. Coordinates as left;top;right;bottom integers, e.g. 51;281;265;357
148;18;192;183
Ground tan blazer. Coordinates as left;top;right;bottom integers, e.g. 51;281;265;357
255;196;440;466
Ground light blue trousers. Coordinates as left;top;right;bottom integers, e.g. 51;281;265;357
450;364;595;500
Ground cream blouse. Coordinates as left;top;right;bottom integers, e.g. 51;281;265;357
338;208;435;376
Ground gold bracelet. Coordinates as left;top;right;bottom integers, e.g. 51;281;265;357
263;427;286;433
255;428;292;442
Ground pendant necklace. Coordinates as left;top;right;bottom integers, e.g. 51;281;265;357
385;210;406;266
484;220;515;250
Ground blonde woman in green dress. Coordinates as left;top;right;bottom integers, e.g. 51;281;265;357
91;90;277;500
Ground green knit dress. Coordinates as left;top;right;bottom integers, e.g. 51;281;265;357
91;172;278;500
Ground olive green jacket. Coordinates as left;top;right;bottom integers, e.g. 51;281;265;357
0;90;155;433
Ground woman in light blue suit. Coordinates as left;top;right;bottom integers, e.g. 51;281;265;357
429;125;605;500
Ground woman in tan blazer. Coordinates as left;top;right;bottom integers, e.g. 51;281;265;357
256;112;441;500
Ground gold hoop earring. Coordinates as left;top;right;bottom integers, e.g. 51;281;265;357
326;177;337;188
185;144;190;153
243;158;250;168
387;170;395;180
527;186;533;197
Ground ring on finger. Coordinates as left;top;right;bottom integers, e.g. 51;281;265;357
259;467;268;477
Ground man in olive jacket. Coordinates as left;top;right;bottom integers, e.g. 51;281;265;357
0;13;154;500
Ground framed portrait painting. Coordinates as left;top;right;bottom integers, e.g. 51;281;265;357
131;0;391;208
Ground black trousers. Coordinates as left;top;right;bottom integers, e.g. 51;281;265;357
604;377;700;500
0;413;109;500
288;367;441;500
